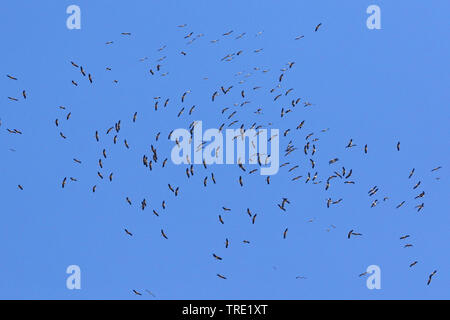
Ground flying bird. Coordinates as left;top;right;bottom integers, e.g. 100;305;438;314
132;290;142;296
329;158;339;164
348;230;362;238
427;270;437;285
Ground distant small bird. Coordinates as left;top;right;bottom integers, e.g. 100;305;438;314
396;201;405;209
329;158;339;164
348;230;362;238
359;272;368;277
132;289;142;296
427;270;437;285
415;203;424;212
409;261;418;267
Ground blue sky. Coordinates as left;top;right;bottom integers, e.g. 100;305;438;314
1;1;449;299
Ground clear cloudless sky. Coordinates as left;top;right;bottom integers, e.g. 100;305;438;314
0;0;449;299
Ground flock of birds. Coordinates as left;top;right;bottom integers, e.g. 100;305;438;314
3;21;444;297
